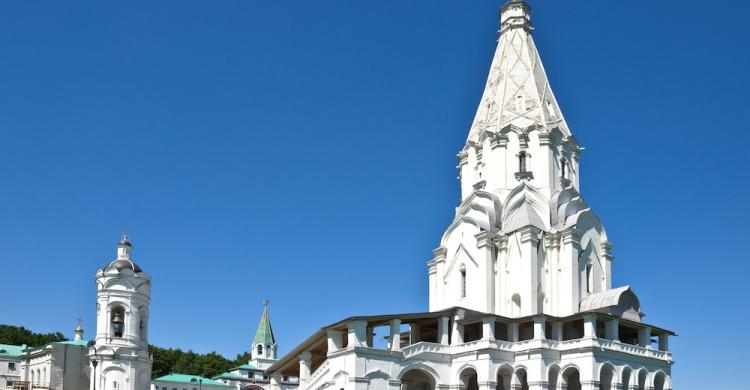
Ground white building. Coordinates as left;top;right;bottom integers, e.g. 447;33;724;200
0;344;24;390
14;325;90;390
265;1;674;390
89;234;153;390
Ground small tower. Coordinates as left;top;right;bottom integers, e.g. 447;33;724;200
89;232;153;390
249;300;277;369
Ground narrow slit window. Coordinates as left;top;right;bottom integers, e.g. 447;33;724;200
460;265;467;298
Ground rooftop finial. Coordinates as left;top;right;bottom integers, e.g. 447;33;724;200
122;228;129;242
263;299;270;308
74;318;84;341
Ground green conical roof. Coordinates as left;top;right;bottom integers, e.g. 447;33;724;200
253;300;275;346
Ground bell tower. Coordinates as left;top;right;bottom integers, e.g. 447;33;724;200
249;300;277;370
89;233;153;390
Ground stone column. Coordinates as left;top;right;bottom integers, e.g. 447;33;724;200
551;321;563;341
299;351;312;382
348;320;367;347
482;317;496;340
476;231;498;313
533;316;545;340
583;314;597;339
638;327;652;349
658;334;669;352
451;312;464;346
438;317;450;345
326;330;344;355
605;318;619;342
507;322;519;342
389;319;402;351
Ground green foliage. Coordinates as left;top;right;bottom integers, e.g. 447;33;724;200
232;351;252;367
0;324;67;347
148;345;238;379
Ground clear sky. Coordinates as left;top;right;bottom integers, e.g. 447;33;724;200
1;1;748;388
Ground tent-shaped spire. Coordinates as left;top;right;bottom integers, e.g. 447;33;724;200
253;299;275;347
467;0;570;142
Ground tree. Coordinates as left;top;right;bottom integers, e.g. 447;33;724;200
0;324;67;347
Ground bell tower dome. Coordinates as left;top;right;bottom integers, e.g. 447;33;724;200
89;232;153;390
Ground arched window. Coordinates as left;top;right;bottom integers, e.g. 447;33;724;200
600;365;614;390
586;264;593;294
560;158;567;179
256;344;263;356
459;265;467;298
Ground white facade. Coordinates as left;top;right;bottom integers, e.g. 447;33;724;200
266;1;674;390
0;345;22;390
18;339;91;390
89;235;153;390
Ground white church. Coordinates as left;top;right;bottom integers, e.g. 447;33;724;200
4;1;674;390
264;1;674;390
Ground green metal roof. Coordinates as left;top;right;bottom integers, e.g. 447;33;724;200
56;340;91;347
153;373;233;388
0;344;26;357
229;364;257;371
253;300;275;347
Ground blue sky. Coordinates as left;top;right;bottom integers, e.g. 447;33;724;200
1;1;748;388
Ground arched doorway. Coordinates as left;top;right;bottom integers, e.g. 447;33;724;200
496;366;512;390
637;370;648;390
621;367;632;390
600;364;614;390
548;365;559;390
562;367;581;390
401;369;435;390
514;368;529;390
653;372;667;390
459;368;478;390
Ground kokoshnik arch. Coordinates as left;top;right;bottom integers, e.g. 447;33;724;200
265;1;675;390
